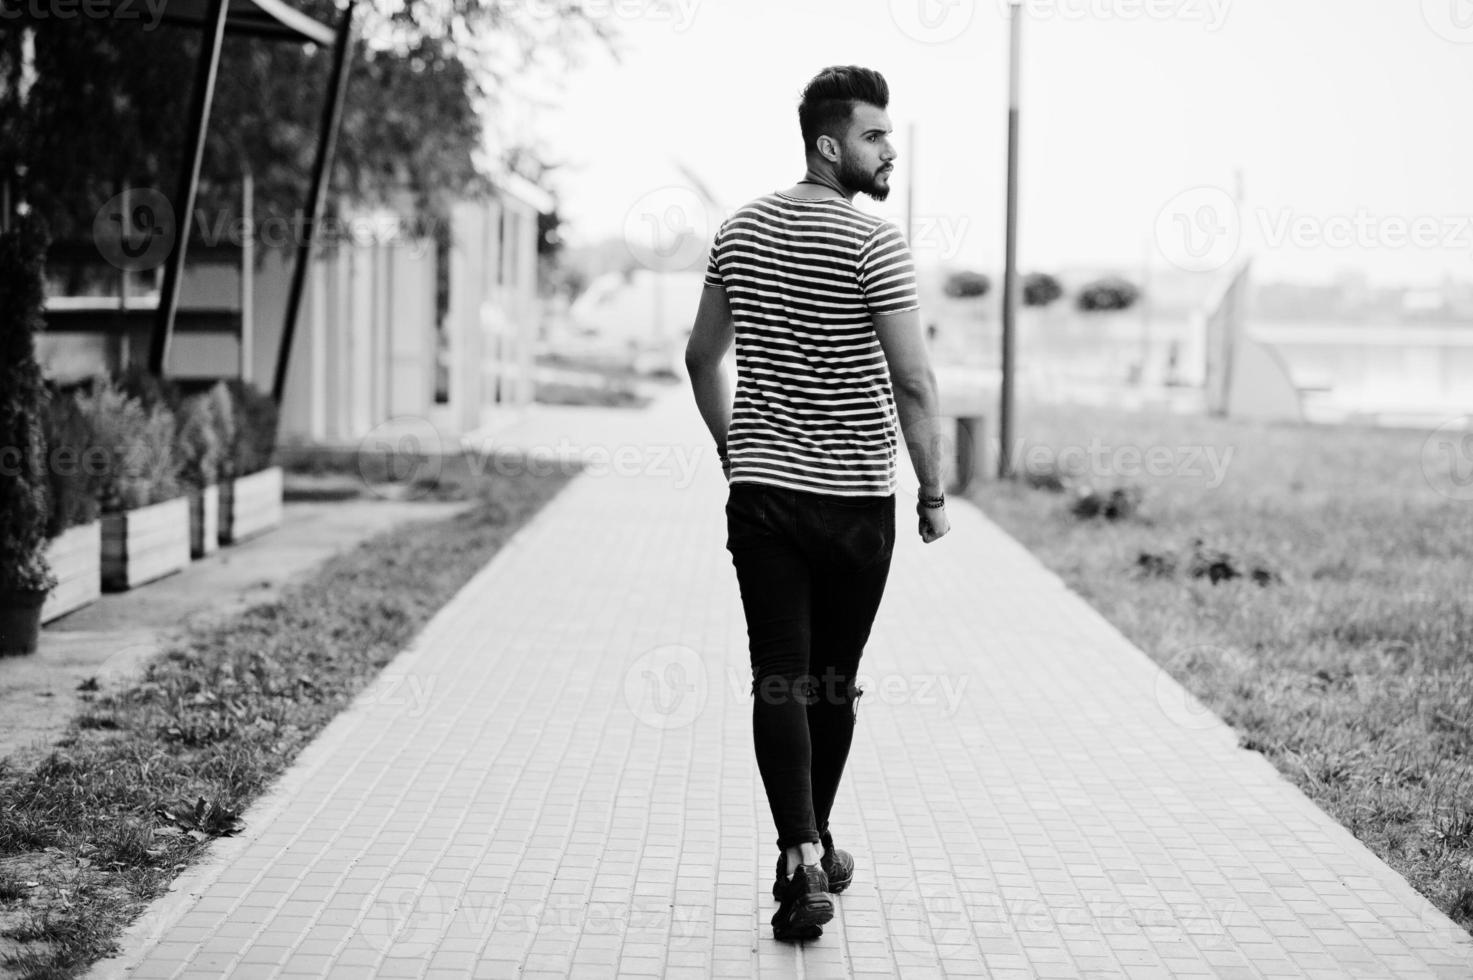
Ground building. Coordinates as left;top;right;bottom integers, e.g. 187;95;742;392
36;174;553;449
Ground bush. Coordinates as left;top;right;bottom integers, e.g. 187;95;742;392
1022;272;1063;308
175;393;223;489
943;270;991;299
222;379;278;479
42;386;102;538
1077;276;1141;313
205;382;237;480
74;378;182;512
0;213;57;594
115;362;181;414
1070;484;1144;521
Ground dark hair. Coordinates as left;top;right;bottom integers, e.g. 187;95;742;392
798;66;890;154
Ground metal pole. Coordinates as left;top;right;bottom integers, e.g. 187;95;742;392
905;122;916;246
240;169;254;381
1139;235;1152;386
149;0;229;377
272;0;357;405
999;0;1022;479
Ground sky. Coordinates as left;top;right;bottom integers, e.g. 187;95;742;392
521;0;1473;287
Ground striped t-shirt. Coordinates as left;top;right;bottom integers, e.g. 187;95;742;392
704;191;920;497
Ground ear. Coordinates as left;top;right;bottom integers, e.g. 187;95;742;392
818;134;839;162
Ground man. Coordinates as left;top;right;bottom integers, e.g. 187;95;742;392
684;65;951;943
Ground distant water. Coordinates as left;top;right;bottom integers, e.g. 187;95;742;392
1250;319;1472;426
929;313;1471;428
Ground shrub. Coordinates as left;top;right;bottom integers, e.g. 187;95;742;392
175;393;223;489
115;362;181;414
0;213;57;594
1077;276;1141;313
1070;484;1144;521
205;382;237;481
42;385;102;538
74;378;182;512
1022;272;1063;308
223;379;278;478
943;270;991;299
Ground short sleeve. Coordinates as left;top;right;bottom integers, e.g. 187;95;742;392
703;222;725;288
858;222;920;316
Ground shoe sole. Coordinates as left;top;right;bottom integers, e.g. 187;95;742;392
772;893;834;942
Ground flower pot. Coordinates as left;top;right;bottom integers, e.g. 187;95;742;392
0;588;48;656
42;520;102;624
101;496;192;592
220;466;283;545
189;484;220;559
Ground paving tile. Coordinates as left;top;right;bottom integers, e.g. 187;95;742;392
90;389;1473;979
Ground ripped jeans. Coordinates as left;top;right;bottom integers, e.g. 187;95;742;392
724;480;896;852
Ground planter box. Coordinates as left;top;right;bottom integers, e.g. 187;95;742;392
189;484;220;559
102;496;191;592
41;520;102;623
220;466;283;545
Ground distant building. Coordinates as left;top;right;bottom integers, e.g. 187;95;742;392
36;173;554;447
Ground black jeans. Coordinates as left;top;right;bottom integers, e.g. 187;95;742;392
724;480;896;853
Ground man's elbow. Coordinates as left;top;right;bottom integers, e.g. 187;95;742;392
684;346;720;375
892;367;938;401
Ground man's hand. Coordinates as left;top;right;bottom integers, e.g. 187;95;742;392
917;500;950;543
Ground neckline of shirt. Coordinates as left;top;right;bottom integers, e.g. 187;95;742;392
772;190;855;207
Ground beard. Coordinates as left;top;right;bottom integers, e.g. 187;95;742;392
836;155;892;202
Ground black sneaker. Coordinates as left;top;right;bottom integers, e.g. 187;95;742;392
820;829;854;894
771;832;854;900
770;862;833;942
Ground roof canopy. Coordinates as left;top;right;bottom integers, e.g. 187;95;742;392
147;0;336;45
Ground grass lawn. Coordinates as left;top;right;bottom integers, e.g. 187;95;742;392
968;400;1473;934
0;457;576;979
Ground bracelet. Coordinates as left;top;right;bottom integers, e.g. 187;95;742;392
918;491;945;508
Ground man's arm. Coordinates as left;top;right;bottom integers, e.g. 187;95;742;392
684;283;735;462
873;307;945;495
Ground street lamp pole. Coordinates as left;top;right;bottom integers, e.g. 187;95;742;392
999;0;1023;478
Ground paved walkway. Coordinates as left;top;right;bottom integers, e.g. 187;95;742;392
96;385;1473;979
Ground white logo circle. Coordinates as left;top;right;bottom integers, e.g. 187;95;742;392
623;187;711;273
93;188;176;272
1421;416;1473;501
359;876;454;957
890;0;976;43
883;871;973;955
356;416;445;501
623;644;708;729
1154;186;1242;273
1153;644;1232;731
1421;0;1473;43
